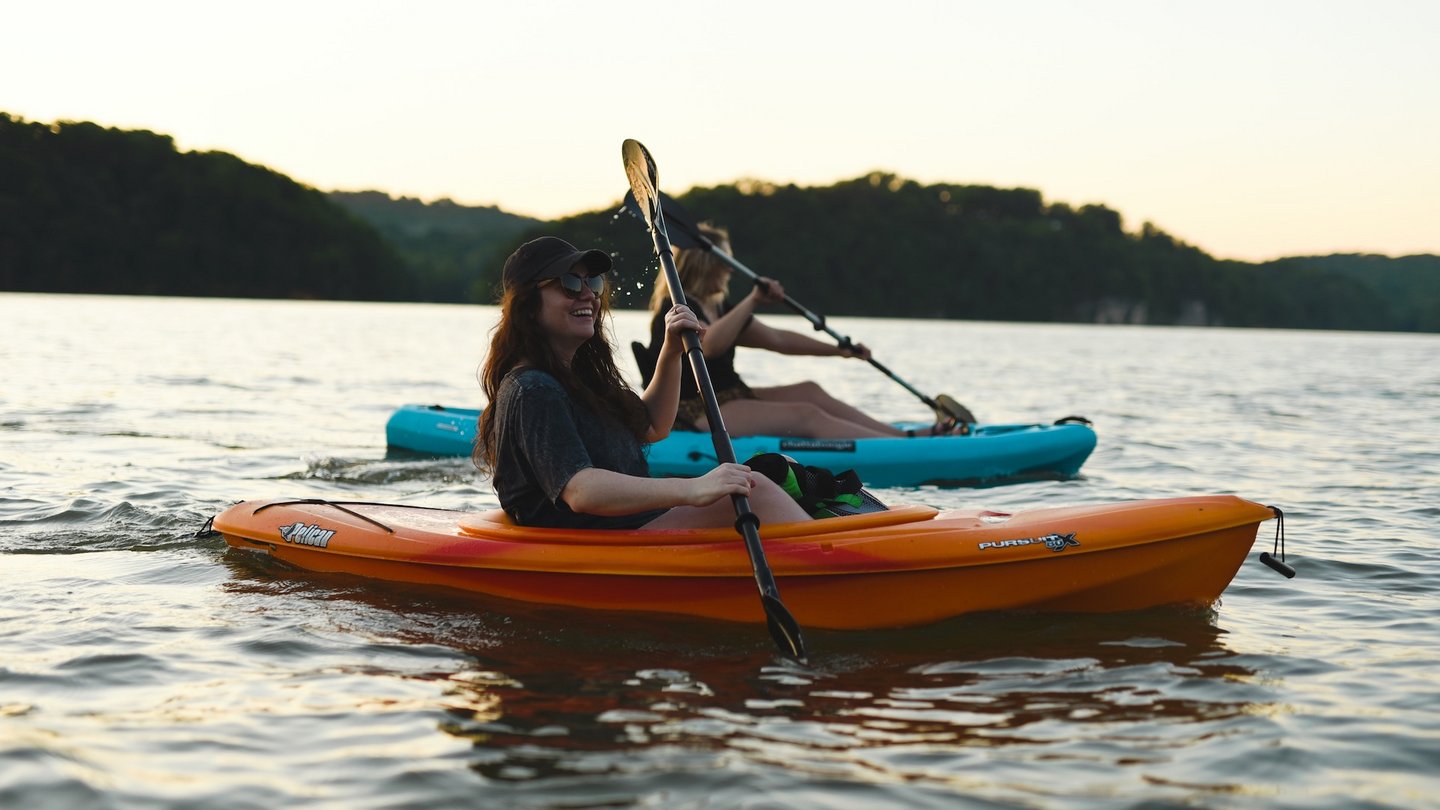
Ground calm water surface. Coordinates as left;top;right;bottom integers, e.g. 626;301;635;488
2;293;1438;809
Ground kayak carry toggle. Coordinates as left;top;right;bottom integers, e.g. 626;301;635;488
1258;505;1296;578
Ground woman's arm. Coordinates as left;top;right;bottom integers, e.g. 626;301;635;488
560;463;759;516
707;276;873;359
696;294;760;358
640;304;703;442
735;319;852;356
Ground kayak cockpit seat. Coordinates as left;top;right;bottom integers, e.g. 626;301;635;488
631;341;657;388
455;503;941;544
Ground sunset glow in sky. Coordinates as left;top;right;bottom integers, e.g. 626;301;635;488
6;0;1438;261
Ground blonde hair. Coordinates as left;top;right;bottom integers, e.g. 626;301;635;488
648;223;733;312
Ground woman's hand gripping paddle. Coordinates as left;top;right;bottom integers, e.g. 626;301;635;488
622;139;807;661
622;189;975;429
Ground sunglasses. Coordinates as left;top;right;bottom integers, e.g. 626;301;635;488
548;273;606;299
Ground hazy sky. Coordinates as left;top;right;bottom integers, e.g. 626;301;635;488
6;0;1438;261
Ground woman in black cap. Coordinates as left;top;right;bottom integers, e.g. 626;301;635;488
474;236;811;530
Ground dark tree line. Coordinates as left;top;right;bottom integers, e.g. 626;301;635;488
515;175;1420;332
0;113;411;300
1257;254;1440;332
4;113;1435;332
327;191;539;302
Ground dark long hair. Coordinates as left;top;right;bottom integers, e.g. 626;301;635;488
474;280;649;473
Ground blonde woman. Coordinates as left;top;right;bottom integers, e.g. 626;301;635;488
645;224;955;439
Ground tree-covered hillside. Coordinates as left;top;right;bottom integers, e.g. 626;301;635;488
4;112;1435;333
0;113;411;300
502;176;1425;331
328;191;540;302
1259;254;1440;332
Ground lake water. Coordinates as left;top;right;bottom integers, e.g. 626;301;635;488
2;293;1437;809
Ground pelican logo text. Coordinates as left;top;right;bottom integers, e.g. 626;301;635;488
978;532;1080;552
278;522;335;548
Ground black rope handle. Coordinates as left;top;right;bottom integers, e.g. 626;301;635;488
1258;505;1296;578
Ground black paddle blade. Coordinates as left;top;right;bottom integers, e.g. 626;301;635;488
621;139;660;229
621;190;707;251
762;595;807;660
650;191;706;250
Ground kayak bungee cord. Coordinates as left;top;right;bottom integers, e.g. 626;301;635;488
253;499;459;534
199;499;462;541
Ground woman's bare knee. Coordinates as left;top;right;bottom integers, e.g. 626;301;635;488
748;477;810;522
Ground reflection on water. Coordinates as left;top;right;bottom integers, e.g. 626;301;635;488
222;553;1270;799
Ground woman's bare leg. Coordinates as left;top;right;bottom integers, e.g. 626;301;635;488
642;475;811;528
691;397;895;439
750;381;905;435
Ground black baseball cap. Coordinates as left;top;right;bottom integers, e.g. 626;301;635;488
501;236;612;291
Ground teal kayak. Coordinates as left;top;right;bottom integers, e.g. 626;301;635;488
385;404;1096;488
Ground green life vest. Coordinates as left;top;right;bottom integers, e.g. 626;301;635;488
746;452;889;519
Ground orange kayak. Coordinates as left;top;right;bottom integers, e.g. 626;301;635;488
213;495;1275;630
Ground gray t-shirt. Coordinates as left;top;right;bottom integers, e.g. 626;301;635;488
491;368;667;530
